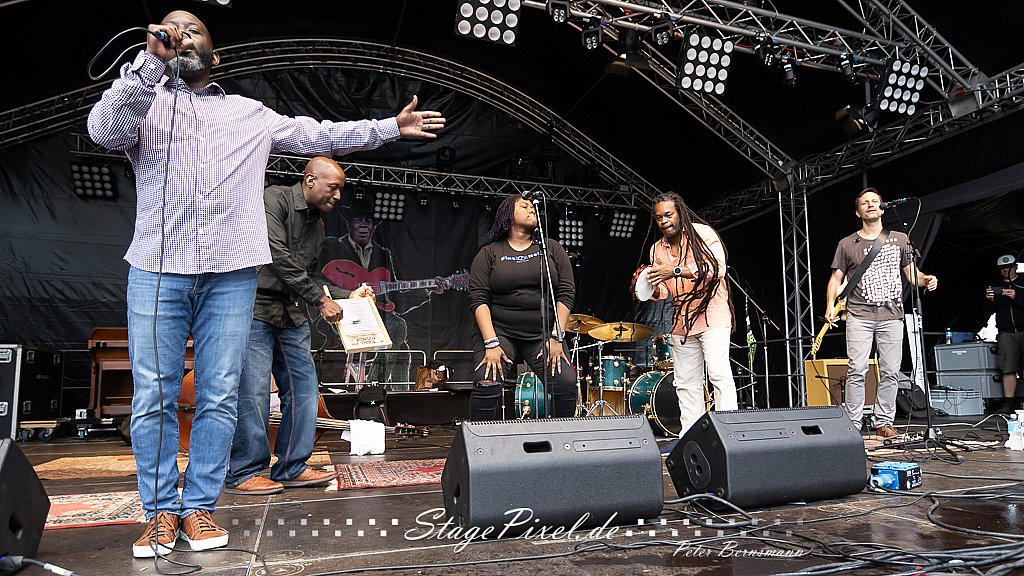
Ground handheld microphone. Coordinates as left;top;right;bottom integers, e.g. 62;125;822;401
521;190;542;201
149;30;191;44
879;197;910;209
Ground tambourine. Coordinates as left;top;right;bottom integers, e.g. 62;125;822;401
630;265;655;302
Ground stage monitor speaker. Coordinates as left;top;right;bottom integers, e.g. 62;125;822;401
803;359;879;408
665;406;866;509
0;439;50;575
441;415;663;535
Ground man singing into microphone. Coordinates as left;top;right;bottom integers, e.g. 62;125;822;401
824;188;937;439
88;9;445;557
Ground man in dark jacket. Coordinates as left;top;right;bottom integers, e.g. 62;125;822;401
987;254;1024;413
225;157;374;494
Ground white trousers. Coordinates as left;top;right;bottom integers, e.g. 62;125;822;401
671;328;738;437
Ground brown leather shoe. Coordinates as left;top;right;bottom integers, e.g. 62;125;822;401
278;468;339;488
179;510;228;551
132;511;179;558
875;424;900;439
225;475;284;495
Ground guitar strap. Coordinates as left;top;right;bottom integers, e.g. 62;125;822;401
839;229;890;300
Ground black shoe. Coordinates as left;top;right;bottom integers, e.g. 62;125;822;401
992;399;1016;415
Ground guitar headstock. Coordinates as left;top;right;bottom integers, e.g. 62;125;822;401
393;423;431;439
446;271;469;292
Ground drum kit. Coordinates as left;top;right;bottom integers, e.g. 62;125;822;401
513;313;684;436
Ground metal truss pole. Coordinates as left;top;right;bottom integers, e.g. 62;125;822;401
777;183;814;407
72;136;643;209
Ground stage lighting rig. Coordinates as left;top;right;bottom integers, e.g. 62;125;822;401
70;161;118;200
781;57;797;88
374;192;406;222
607;210;637;239
581;22;603;50
455;0;522;46
558;207;584;248
547;0;569;24
877;58;927;116
649;20;673;46
676;28;734;95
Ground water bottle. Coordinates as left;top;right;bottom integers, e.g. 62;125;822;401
1007;414;1024;451
944;327;953;345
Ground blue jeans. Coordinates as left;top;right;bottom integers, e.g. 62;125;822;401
127;266;257;520
227;318;319;486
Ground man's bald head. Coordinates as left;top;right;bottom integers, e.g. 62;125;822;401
302;157;346;213
304;157;345;181
162;10;213;46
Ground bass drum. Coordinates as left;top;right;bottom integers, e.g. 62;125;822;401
626;371;681;437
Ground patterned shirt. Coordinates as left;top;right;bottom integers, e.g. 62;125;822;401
87;51;400;274
831;230;912;321
648;223;731;336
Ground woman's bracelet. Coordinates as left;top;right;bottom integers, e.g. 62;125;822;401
484;337;500;349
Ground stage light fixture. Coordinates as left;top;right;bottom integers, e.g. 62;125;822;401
418;190;430;209
877;58;927;116
836;105;879;136
581;23;602;50
373;191;405;222
455;0;522;46
547;0;569;24
676;29;734;95
70;161;118;200
450;192;463;210
752;33;779;67
353;186;365;202
436;146;456;173
838;54;855;82
781;58;797;87
608;210;637;239
558;207;584;248
649;21;673;46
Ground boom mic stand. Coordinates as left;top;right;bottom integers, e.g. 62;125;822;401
878;201;968;459
530;192;563;418
727;271;780;408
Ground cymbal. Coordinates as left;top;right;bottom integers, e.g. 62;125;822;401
589;322;654;342
566;314;604;334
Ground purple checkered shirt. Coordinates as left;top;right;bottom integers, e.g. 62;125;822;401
88;51;400;274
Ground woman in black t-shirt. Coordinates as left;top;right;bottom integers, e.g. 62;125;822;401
467;194;578;420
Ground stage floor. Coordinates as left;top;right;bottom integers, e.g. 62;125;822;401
20;414;1024;576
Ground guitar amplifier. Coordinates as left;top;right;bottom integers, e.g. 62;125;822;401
803;359;878;408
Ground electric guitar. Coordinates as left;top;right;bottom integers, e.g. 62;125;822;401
322;260;468;312
810;280;847;357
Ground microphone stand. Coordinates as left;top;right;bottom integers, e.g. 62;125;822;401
877;203;967;459
531;193;562;418
726;271;780;408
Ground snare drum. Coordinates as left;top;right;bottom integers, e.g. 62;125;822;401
591;356;632;390
652;334;674;370
627;371;681;437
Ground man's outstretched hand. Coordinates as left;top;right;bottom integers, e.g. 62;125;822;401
396;95;446;139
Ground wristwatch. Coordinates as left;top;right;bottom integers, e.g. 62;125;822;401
672;266;683;278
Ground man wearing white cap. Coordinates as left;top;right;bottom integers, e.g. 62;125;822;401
987;254;1024;413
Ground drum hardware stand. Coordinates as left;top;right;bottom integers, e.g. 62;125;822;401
586;340;620;416
569;332;589;416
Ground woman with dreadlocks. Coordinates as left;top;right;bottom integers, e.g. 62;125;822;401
467;193;578;421
645;192;737;435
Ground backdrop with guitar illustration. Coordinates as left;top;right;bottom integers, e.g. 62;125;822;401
311;189;480;384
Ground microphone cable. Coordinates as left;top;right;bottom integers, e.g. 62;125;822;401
87;27;188;81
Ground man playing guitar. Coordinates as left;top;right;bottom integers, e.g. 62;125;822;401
824;188;937;439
